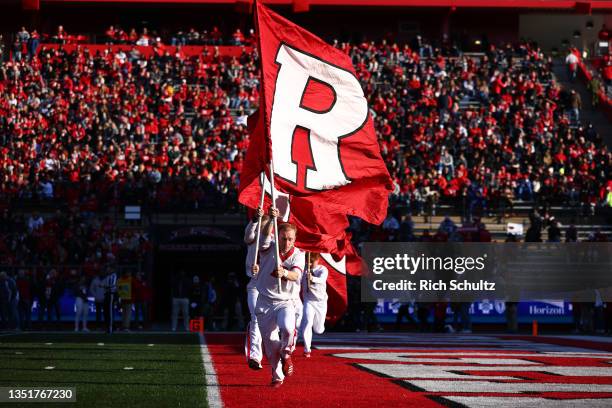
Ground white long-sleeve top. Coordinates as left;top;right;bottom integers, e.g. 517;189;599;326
89;276;105;302
244;220;260;278
256;237;304;302
303;264;328;302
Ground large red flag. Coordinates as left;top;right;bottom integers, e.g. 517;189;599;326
319;243;363;324
239;1;393;225
319;253;348;324
238;2;380;322
239;109;267;198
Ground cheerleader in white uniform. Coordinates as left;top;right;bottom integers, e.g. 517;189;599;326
300;253;328;358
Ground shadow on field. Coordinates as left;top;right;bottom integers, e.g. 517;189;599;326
0;332;200;345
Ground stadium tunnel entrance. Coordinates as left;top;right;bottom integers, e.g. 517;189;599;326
152;225;246;324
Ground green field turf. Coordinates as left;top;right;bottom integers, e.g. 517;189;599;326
0;332;208;407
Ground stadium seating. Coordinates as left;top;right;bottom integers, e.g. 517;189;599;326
1;30;610;227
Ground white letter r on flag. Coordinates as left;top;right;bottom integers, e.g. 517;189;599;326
270;44;368;191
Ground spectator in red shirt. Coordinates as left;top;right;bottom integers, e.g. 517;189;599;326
132;271;152;329
16;269;32;330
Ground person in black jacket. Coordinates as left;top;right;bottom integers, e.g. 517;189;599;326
45;269;64;323
103;266;118;334
189;275;204;319
74;277;90;332
437;88;453;116
0;272;15;329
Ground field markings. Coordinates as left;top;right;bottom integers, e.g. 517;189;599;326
439;397;612;407
199;332;222;408
358;363;612;379
407;380;612;393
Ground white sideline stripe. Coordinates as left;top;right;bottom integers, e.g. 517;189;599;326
317;346;595;352
315;339;538;344
315;345;373;350
325;350;612;358
199;332;222;408
408;380;612;393
333;353;539;365
441;397;612;408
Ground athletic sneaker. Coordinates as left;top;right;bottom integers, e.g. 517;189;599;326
281;355;294;377
271;380;283;388
248;358;263;370
303;352;311;358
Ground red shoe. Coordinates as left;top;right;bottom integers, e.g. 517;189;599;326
282;355;294;377
271;380;283;388
248;358;262;370
303;352;311;358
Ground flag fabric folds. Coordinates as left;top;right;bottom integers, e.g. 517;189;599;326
238;1;390;323
239;1;393;225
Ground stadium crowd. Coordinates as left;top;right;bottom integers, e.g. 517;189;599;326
1;27;611;332
0;41;259;212
1;210;608;332
350;40;611;219
0;266;153;332
1;29;610;219
4;25;255;56
0;207;152;330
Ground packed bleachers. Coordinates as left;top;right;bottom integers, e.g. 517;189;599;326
0;25;611;334
9;24;255;52
0;42;259;213
1;28;611;219
0;208;151;270
353;41;610;218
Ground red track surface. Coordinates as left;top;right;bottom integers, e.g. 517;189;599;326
205;333;612;407
205;333;438;407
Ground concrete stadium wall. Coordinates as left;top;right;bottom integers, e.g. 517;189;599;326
519;12;612;53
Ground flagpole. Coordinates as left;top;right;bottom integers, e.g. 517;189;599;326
269;159;282;294
252;184;266;281
307;252;312;293
254;0;281;293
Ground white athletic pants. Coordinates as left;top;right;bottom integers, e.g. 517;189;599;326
295;299;303;335
75;297;89;330
300;299;327;353
255;296;298;382
172;298;189;331
246;286;262;362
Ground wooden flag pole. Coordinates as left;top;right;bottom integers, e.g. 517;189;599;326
269;159;282;294
252;183;266;281
307;252;312;293
255;0;280;294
